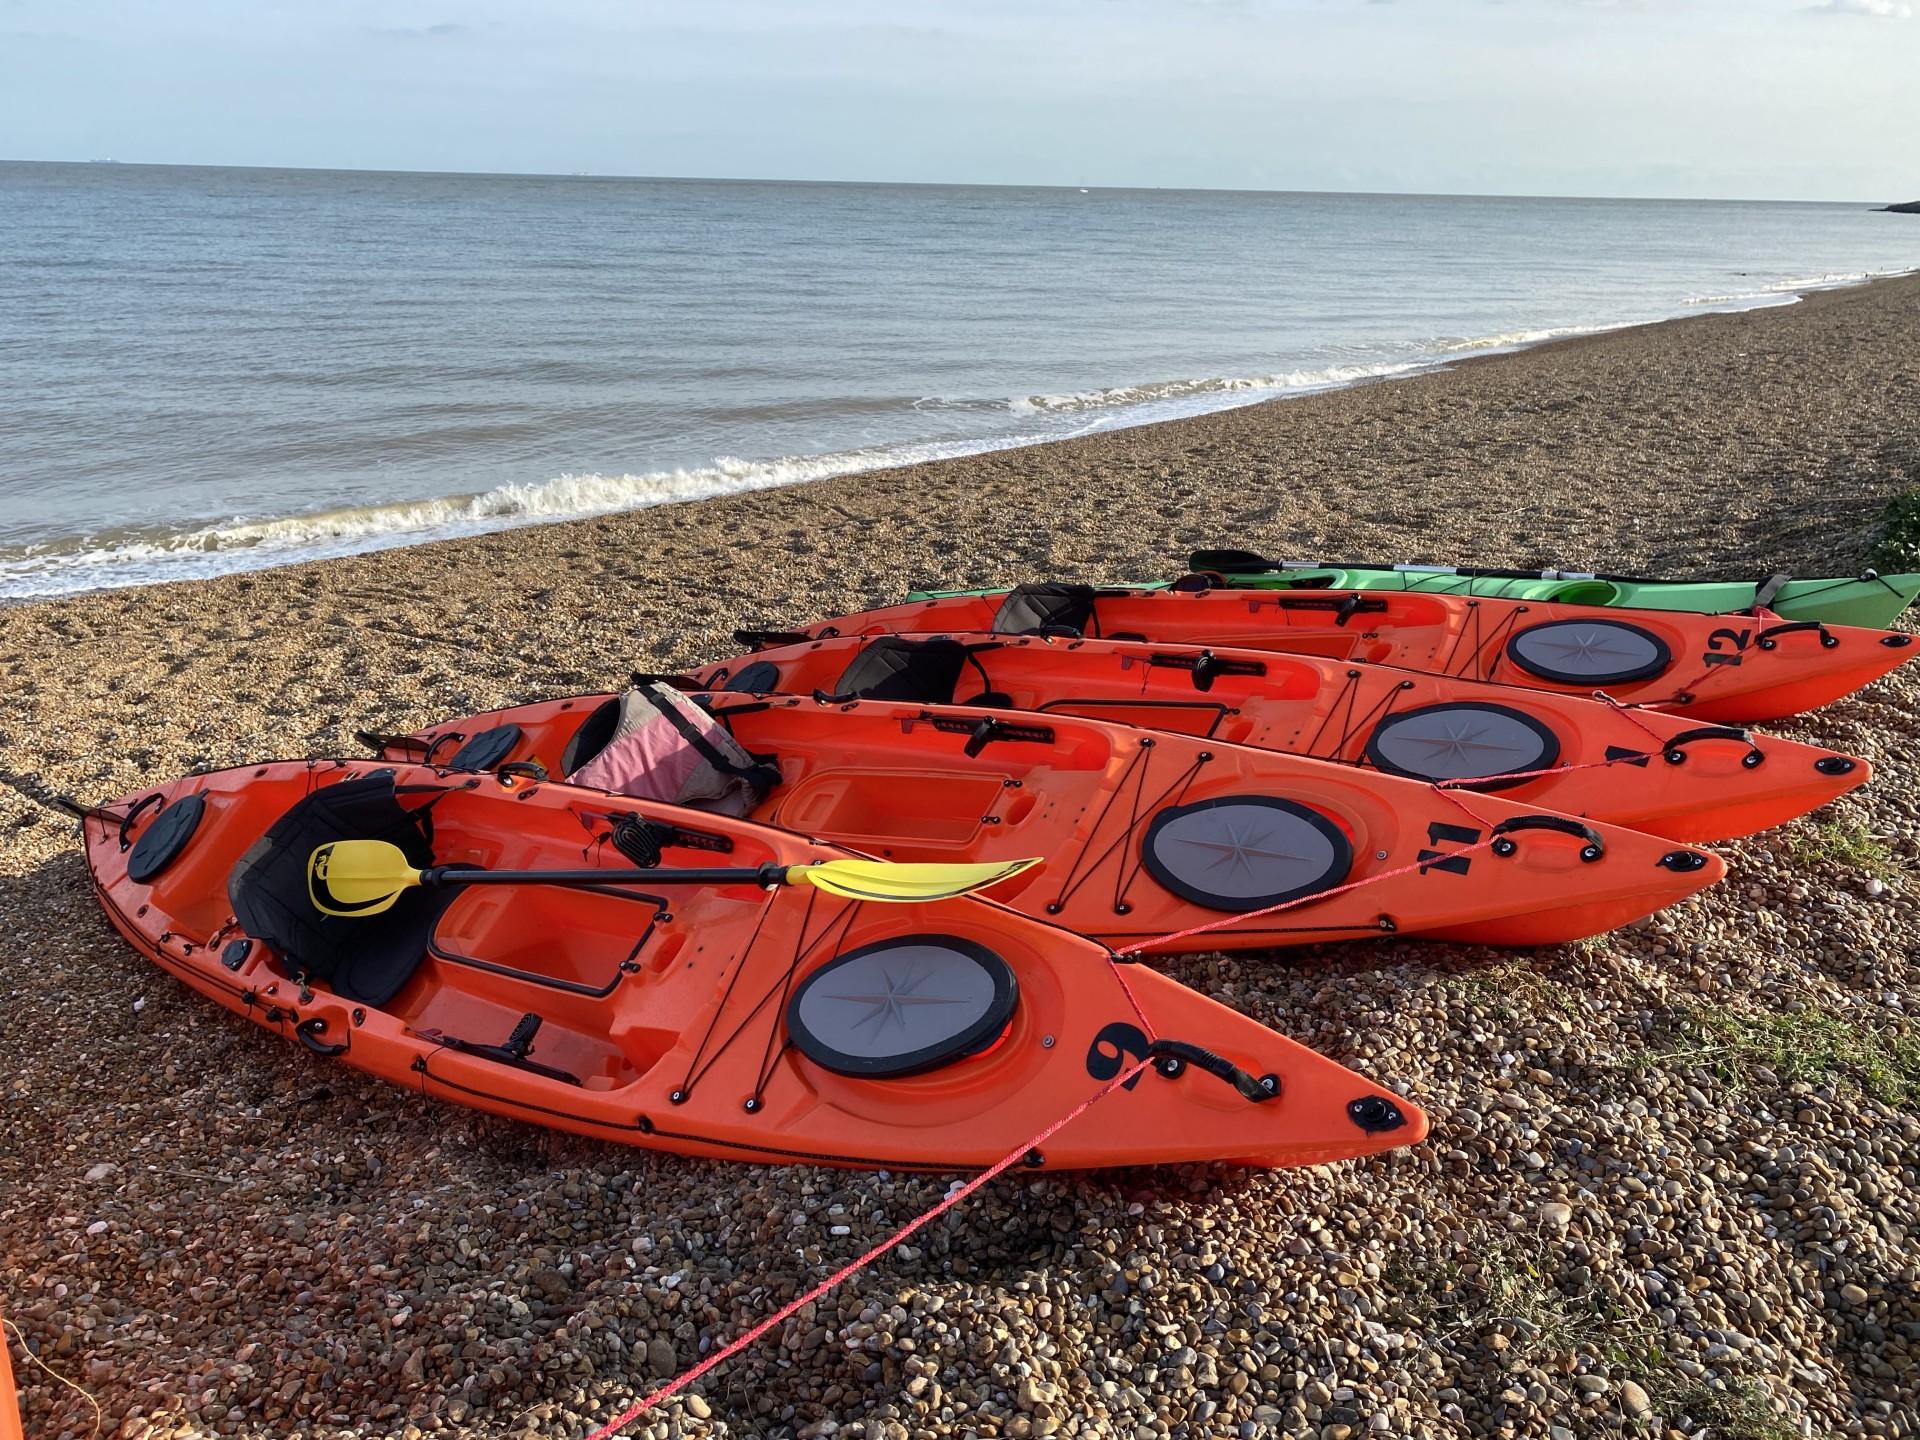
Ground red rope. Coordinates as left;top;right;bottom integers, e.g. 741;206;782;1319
581;1054;1153;1440
573;761;1633;1434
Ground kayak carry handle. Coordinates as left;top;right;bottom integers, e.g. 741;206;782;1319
295;1017;348;1057
1146;1039;1280;1104
117;791;165;852
1755;620;1839;651
1657;726;1762;768
1488;814;1605;862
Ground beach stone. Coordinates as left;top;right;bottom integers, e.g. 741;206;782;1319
1618;1381;1652;1419
1539;1202;1573;1229
647;1339;678;1377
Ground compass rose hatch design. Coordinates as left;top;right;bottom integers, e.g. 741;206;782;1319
1141;796;1354;912
1365;702;1560;788
787;936;1019;1078
1506;619;1672;687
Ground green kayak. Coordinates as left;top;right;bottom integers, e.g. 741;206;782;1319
1181;550;1920;629
906;550;1920;629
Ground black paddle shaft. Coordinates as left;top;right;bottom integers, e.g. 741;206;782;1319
419;862;790;889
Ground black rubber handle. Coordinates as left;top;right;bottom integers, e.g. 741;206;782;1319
117;792;165;852
1146;1039;1281;1104
295;1017;348;1057
1659;726;1759;765
1755;620;1839;650
1489;814;1605;862
496;761;549;783
1026;623;1084;639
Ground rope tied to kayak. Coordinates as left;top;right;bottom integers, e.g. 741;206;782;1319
578;1053;1156;1440
571;785;1504;1437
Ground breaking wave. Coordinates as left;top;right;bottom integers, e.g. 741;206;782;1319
5;262;1913;604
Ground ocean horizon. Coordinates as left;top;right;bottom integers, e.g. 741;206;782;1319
2;159;1914;602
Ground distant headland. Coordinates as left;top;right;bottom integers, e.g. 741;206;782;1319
1881;200;1920;214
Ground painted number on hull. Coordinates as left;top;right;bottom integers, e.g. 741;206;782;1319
1417;820;1480;876
1086;1021;1149;1090
1703;627;1752;668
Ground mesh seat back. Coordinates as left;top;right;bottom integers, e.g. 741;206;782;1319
834;637;970;704
991;583;1096;635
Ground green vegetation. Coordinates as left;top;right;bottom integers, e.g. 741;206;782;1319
1784;815;1897;879
1404;1239;1660;1367
1870;485;1920;571
1646;1005;1920;1106
1649;1379;1797;1440
1438;957;1584;1021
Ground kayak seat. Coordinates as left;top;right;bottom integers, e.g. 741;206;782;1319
833;636;974;704
991;583;1096;636
561;697;624;775
228;774;452;1008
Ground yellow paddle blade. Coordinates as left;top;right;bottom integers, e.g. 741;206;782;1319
787;855;1040;903
309;839;423;918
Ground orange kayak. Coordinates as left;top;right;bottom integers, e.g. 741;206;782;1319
750;582;1917;724
655;632;1867;844
0;1315;20;1440
382;692;1726;951
82;761;1428;1171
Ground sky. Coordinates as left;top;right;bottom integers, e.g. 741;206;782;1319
1;0;1915;201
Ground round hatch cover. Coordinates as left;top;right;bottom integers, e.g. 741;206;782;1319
1506;619;1672;686
1365;702;1560;788
1141;796;1353;912
446;723;522;773
787;935;1018;1078
127;792;207;884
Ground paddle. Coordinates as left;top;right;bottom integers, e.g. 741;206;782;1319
308;840;1039;918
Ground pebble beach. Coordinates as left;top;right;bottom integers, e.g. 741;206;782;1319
3;271;1919;1440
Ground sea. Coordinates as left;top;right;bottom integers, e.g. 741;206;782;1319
2;161;1915;602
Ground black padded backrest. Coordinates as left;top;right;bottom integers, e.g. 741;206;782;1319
991;583;1096;635
560;697;623;775
228;774;447;1008
834;637;970;704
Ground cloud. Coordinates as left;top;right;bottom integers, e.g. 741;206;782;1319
1805;0;1910;15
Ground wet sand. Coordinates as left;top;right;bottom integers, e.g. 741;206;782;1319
3;273;1919;1439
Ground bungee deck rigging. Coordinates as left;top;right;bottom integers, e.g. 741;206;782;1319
772;581;1916;723
383;688;1725;952
82;759;1426;1172
639;631;1869;843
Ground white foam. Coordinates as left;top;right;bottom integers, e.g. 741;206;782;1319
6;264;1914;604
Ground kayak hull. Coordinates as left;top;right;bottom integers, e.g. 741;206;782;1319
793;586;1916;724
1204;565;1920;632
911;567;1920;630
83;761;1426;1172
387;694;1726;951
658;632;1869;843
